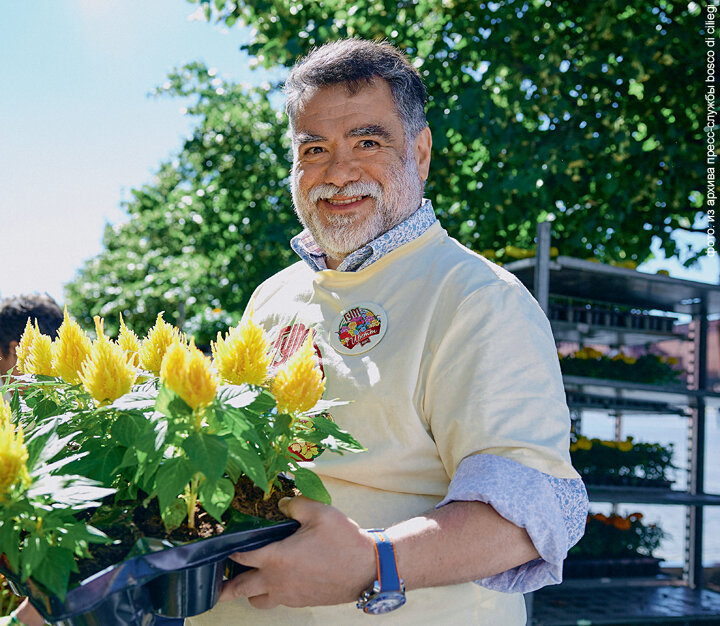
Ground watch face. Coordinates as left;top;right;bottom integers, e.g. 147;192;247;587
363;591;407;615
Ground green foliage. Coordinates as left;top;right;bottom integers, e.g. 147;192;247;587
66;64;296;333
67;1;706;328
571;512;665;559
0;329;363;599
570;435;675;487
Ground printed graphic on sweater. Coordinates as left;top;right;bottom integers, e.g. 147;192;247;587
329;302;387;355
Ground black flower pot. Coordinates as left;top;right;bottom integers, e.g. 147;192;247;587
2;516;299;625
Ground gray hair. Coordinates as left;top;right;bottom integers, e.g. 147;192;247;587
284;38;428;143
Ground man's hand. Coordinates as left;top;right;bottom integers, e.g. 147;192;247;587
219;496;376;609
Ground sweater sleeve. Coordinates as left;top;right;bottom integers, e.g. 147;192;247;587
437;453;588;593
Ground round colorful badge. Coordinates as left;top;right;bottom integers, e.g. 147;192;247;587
329;302;388;355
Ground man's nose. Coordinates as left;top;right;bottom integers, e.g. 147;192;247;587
323;149;361;189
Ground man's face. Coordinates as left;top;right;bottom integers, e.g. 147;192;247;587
0;343;18;378
290;80;431;265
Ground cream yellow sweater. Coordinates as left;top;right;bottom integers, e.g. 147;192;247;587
188;222;577;625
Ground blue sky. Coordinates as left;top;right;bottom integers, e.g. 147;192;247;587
0;1;716;305
0;0;280;303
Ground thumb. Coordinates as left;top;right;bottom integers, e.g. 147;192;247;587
278;495;327;525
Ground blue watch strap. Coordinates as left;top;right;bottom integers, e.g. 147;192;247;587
368;530;402;592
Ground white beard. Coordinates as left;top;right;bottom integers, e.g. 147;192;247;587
290;147;424;261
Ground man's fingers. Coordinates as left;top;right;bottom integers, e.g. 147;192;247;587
247;594;279;610
219;569;266;603
278;494;329;525
228;544;271;568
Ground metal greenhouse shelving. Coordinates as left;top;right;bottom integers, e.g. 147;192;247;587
506;224;720;625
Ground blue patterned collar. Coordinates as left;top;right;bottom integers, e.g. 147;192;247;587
291;199;437;272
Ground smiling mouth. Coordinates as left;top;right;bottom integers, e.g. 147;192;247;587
323;195;369;207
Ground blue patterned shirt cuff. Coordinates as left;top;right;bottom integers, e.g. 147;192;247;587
437;454;588;593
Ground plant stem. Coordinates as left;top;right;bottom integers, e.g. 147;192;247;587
185;473;203;530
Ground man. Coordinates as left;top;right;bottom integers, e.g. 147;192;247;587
189;39;587;625
0;294;63;379
0;294;63;626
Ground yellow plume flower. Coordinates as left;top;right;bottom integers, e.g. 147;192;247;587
118;314;141;367
212;318;270;386
272;333;325;414
0;421;31;502
15;319;37;374
25;322;55;376
139;313;182;375
0;396;11;428
80;328;137;406
160;340;217;412
52;307;92;384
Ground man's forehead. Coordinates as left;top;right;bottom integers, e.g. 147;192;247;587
291;80;403;139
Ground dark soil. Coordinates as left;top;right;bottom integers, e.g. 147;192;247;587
231;474;298;521
72;475;298;584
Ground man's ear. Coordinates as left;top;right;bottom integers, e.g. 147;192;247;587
413;126;432;183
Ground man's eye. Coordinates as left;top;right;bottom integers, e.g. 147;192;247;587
304;146;324;155
360;140;379;148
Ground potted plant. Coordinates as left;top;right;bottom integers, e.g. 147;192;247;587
570;435;675;488
0;310;363;624
564;512;665;578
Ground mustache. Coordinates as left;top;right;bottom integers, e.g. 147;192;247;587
307;181;383;204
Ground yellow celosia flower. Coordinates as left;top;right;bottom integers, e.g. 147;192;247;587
80;325;137;406
272;333;325;415
0;396;11;428
52;307;92;384
0;421;31;501
617;439;634;452
118;314;141;367
15;319;37;374
139;313;182;375
25;322;55;376
212;318;270;386
160;340;217;412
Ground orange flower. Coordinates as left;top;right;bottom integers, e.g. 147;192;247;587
612;517;632;531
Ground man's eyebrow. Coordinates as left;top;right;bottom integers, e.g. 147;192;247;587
347;124;394;141
296;132;327;145
294;124;395;145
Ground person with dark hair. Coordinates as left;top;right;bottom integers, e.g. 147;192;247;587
0;294;63;626
0;294;63;378
190;38;588;625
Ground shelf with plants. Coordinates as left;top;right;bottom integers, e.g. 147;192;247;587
506;225;720;624
548;295;686;347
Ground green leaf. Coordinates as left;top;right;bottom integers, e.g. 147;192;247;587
24;416;76;470
224;406;267;450
226;439;267;489
110;412;159;455
270;413;293;440
302;416;365;453
21;536;49;581
161;498;188;532
198;477;235;521
182;432;228;481
156;385;193;419
68;445;124;486
291;466;331;505
0;523;20;572
155;457;195;514
31;546;74;600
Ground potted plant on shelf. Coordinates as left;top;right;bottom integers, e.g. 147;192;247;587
0;310;363;625
570;435;675;489
559;347;682;385
564;512;666;578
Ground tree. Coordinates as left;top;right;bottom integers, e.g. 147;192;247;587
67;1;708;333
66;64;296;334
194;0;707;264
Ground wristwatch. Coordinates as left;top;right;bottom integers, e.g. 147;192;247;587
356;529;406;615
